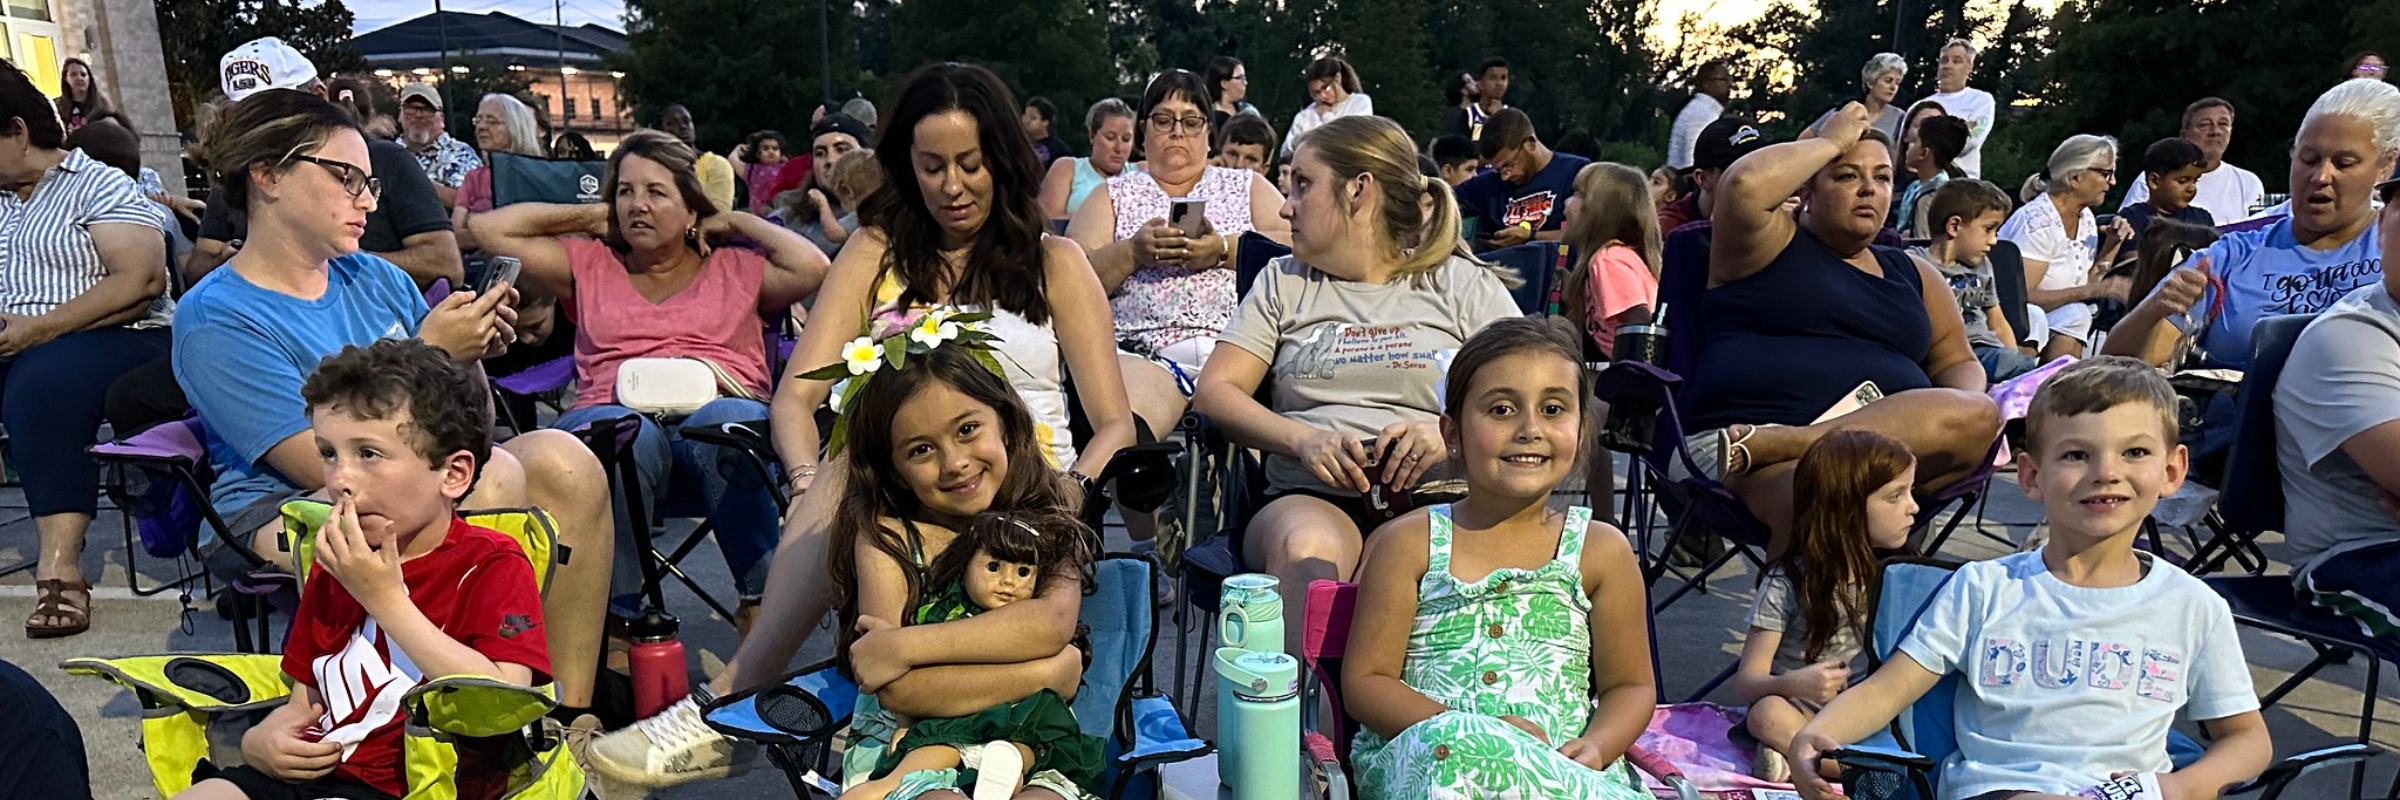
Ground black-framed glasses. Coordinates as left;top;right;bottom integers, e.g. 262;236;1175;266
2086;167;2116;182
1147;114;1208;135
287;154;382;201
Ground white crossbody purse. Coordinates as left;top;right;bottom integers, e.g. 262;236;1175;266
616;357;758;417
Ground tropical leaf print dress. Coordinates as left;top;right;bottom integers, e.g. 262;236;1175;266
1351;505;1649;799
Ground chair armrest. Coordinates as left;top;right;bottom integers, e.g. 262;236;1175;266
1623;742;1701;800
1117;693;1212;772
62;654;292;712
403;675;556;738
2246;742;2377;799
703;660;857;747
678;418;773;453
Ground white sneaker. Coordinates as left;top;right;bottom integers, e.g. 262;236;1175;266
971;741;1027;800
585;696;753;788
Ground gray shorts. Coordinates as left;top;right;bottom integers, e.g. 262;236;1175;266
200;488;309;579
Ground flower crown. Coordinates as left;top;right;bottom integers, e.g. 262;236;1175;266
797;305;1008;455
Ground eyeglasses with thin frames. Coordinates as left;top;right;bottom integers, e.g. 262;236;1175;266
1148;114;1208;135
287;154;382;201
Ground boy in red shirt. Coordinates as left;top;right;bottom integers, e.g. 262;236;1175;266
176;340;550;800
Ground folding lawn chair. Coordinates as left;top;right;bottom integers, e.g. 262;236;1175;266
1830;558;2374;800
1601;224;1998;615
702;554;1210;799
86;417;293;652
2180;314;2314;575
64;500;587;800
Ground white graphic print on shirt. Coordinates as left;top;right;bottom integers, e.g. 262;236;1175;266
308;618;422;759
1979;635;2183;704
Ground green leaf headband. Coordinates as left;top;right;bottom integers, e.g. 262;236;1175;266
796;306;1011;456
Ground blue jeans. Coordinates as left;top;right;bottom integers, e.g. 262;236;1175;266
553;398;779;607
1;326;171;516
1973;343;2038;383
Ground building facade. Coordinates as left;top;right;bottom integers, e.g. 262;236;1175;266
353;11;632;150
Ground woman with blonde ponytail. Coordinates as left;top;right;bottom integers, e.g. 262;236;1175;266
1191;114;1520;654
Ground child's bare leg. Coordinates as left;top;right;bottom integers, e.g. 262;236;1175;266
1744;696;1810;757
169;779;250;800
839;746;966;800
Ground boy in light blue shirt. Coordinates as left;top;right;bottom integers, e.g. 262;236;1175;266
1788;358;2271;800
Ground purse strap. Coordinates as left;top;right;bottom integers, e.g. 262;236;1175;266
698;358;760;401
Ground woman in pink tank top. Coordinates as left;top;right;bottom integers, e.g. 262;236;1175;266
476;129;830;608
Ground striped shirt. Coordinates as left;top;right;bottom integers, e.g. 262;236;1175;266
0;148;171;323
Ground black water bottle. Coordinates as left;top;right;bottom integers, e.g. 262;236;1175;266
1598;306;1670;454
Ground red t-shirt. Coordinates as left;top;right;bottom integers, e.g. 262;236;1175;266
281;517;551;799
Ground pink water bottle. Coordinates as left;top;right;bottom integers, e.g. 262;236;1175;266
628;610;689;718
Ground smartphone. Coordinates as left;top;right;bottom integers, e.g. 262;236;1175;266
1811;380;1887;425
2094;213;2118;230
480;256;523;295
1819;745;1935;772
1169;198;1208;237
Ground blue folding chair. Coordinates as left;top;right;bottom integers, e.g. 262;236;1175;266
703;555;1210;798
1831;558;2375;800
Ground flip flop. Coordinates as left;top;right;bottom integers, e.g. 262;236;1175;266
1679;424;1779;484
25;578;91;639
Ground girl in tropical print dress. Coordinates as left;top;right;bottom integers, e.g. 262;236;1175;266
1345;316;1656;799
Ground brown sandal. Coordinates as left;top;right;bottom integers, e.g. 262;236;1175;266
25;578;91;639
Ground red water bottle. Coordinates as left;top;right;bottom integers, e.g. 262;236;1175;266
628;610;689;718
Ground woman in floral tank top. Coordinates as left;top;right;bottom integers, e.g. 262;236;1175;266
1068;69;1288;440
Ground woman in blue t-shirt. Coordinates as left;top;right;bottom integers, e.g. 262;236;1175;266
2109;77;2399;374
1683;102;2001;545
171;88;620;725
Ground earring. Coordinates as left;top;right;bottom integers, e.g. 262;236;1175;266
685;226;701;250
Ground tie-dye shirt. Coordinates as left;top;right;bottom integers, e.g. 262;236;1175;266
1895;550;2258;800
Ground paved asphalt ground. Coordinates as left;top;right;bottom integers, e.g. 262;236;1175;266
8;456;2398;799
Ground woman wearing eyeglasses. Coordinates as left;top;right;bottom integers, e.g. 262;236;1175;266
170;88;624;725
1068;69;1288;442
1999;134;2133;360
0;58;171;638
1283;56;1374;159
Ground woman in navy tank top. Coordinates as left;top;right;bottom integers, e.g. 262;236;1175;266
1685;103;2002;545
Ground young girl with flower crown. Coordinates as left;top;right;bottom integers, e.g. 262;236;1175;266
1344;316;1656;799
805;325;1102;800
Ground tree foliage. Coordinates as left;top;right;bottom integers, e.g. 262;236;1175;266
154;0;367;128
612;0;855;152
2026;0;2379;195
884;0;1117;140
437;56;537;136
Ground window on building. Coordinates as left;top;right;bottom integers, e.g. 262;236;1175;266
589;97;601;121
563;97;577;120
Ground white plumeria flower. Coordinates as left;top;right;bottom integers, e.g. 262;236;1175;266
910;312;962;349
841;336;885;376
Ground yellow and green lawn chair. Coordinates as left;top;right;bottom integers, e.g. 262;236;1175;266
64;501;587;800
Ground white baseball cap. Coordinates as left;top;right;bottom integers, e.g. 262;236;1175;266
220;37;319;101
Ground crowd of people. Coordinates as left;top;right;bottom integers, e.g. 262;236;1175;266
2;27;2398;800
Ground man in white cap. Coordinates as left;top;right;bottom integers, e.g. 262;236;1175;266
189;37;462;290
397;82;479;209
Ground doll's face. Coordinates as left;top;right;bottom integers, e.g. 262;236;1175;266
963;546;1040;609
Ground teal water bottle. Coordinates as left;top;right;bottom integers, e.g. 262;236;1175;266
1218;572;1284;654
1214;647;1301;800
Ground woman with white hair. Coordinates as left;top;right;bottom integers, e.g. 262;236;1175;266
2000;133;2133;359
2107;77;2400;452
452;93;548;249
1814;53;1909;162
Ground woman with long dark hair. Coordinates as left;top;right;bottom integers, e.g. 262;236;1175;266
585;62;1139;790
53;58;113;133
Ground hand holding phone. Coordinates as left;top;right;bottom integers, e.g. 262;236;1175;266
480;256;523;296
1169;198;1209;237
